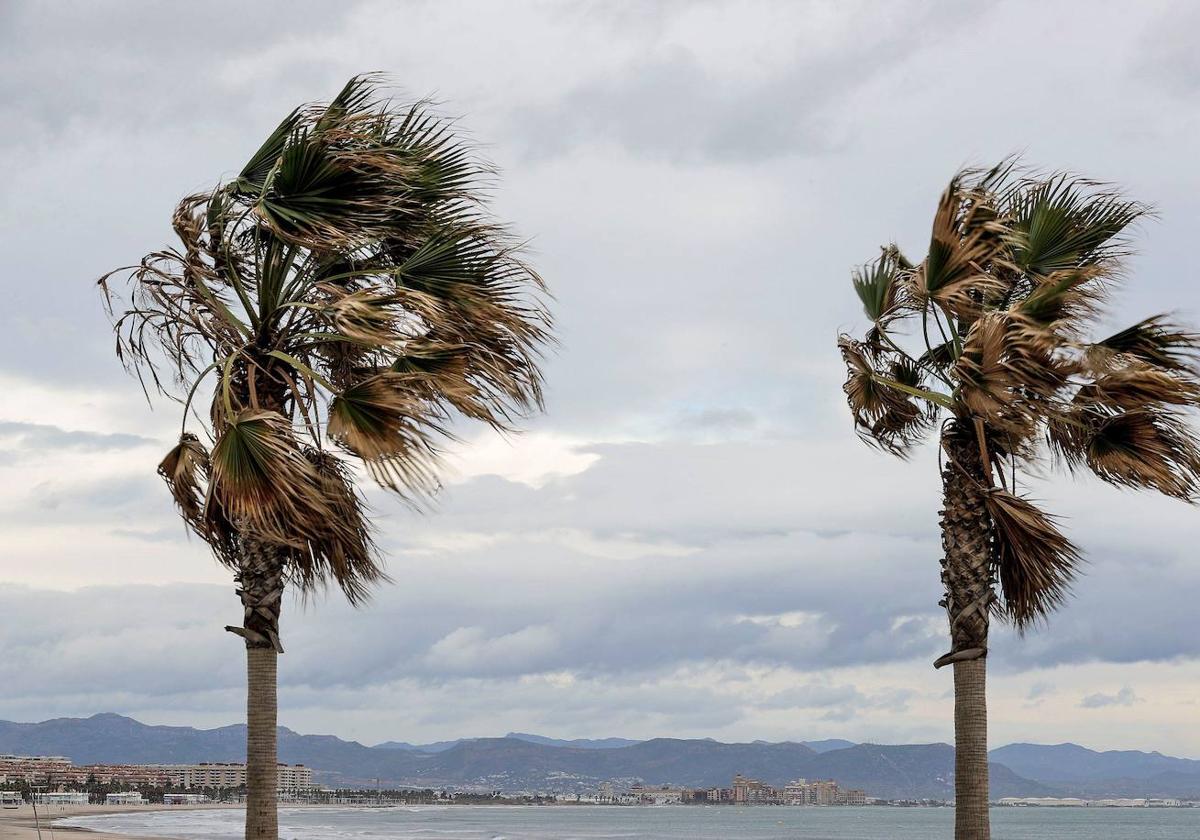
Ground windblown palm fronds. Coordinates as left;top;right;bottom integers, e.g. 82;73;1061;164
102;74;552;602
839;163;1200;629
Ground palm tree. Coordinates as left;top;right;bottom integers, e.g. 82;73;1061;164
837;163;1200;840
100;76;551;840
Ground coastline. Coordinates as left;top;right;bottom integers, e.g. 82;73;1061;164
0;803;237;840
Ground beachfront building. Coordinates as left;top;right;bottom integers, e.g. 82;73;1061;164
164;793;212;805
34;791;89;805
105;792;146;805
156;762;315;791
628;784;685;804
80;764;174;787
782;778;866;806
732;774;781;804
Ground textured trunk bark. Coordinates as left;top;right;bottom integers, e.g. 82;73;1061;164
954;658;989;839
227;537;286;840
938;422;994;840
245;646;278;840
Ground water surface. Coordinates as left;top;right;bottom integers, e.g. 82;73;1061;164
59;803;1200;840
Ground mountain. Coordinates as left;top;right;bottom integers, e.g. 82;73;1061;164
3;714;1193;799
373;739;463;753
505;733;642;750
802;739;857;753
989;742;1200;799
373;733;642;752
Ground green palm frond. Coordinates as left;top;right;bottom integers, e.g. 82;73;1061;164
852;248;905;323
1004;174;1146;276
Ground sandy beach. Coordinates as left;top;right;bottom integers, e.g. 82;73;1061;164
0;803;237;840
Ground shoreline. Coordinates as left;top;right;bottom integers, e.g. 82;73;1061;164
0;803;238;840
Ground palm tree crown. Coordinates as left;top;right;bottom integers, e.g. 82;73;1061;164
839;163;1200;628
101;75;551;614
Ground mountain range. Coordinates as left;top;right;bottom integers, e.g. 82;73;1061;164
1;714;1196;800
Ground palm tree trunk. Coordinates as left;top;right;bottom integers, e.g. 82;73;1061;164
245;646;278;840
937;422;995;840
226;537;285;840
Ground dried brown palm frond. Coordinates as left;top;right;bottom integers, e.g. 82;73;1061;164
291;449;387;605
906;176;1012;321
1080;409;1200;499
208;410;330;547
327;372;445;497
984;488;1081;630
838;336;938;454
158;434;210;527
1087;315;1200;375
951;312;1065;438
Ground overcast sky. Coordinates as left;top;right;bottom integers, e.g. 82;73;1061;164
2;0;1200;756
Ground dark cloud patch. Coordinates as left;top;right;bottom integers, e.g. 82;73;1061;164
1080;687;1139;709
0;421;152;453
508;2;988;164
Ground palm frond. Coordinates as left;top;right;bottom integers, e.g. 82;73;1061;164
1089;315;1200;375
327;373;444;497
984;488;1081;630
208;409;327;547
1004;173;1147;276
157;433;211;534
908;174;1011;320
852;247;905;323
952;312;1065;437
838;336;937;454
1080;409;1200;499
290;449;388;606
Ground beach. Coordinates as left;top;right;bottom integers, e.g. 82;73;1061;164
0;803;235;840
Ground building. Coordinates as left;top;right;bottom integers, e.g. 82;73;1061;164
628;784;684;804
731;774;781;804
0;755;74;785
782;778;866;806
156;762;314;791
34;792;88;805
164;793;211;805
1;756;313;793
105;792;146;805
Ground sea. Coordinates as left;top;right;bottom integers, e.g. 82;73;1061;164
57;804;1200;839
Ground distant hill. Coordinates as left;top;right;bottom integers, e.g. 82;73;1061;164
3;714;1194;799
505;733;642;750
802;739;857;753
373;733;642;753
989;742;1200;799
373;738;463;753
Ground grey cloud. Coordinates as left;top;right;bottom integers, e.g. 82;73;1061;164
510;2;989;163
0;421;153;453
1135;2;1200;96
1080;687;1140;709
